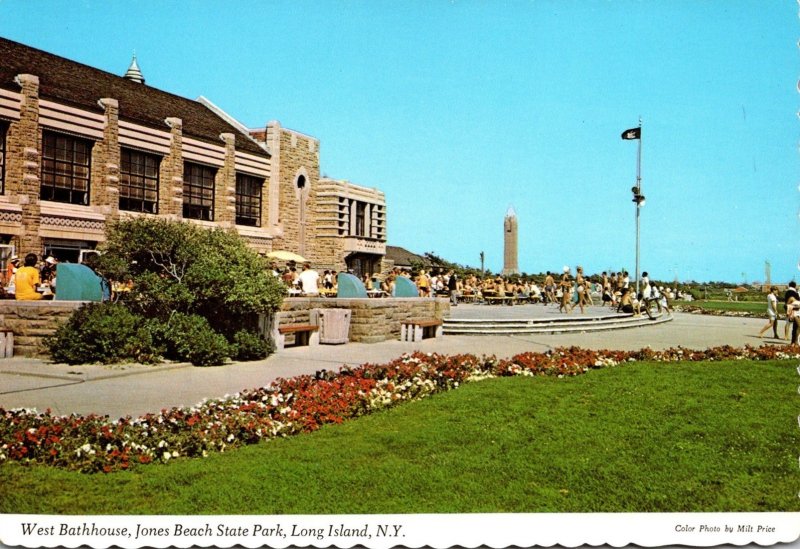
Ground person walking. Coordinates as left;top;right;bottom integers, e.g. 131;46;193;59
559;266;572;313
447;270;459;306
570;265;587;314
544;271;556;305
784;282;800;344
757;286;781;339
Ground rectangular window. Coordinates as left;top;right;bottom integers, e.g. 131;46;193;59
235;173;263;227
0;123;6;194
355;202;366;236
120;148;160;214
41;131;92;205
183;162;215;221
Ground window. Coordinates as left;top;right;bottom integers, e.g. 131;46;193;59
0;123;6;194
235;173;262;227
355;201;366;236
183;162;215;221
41;131;92;205
120;148;160;213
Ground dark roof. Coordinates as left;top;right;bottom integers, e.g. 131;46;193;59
0;37;267;157
385;245;426;267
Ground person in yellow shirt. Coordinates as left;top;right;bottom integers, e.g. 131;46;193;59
14;253;43;301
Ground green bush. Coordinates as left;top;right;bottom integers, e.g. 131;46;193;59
48;218;286;367
46;303;161;365
161;313;231;367
231;329;273;361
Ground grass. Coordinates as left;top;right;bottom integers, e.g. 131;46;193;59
685;300;768;314
1;358;798;514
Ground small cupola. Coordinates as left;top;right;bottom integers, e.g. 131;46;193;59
123;53;145;84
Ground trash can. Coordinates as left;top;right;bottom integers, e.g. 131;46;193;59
311;308;351;344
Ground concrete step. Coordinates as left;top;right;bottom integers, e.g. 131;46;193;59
443;313;673;335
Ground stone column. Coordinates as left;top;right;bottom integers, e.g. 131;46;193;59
12;74;42;255
217;132;236;226
265;120;282;239
162;117;183;218
95;98;120;217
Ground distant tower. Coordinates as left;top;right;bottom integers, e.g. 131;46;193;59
123;53;145;84
502;206;519;276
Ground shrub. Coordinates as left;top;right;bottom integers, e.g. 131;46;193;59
45;303;161;365
96;218;285;324
231;329;274;361
160;313;231;367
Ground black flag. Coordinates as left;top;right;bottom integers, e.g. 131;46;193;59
621;127;641;140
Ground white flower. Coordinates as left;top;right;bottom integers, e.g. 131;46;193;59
158;440;168;448
163;452;171;461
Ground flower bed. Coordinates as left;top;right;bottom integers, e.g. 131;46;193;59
1;344;798;473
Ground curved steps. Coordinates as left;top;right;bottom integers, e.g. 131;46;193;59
443;312;673;335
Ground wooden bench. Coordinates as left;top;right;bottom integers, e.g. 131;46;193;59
400;319;443;342
484;296;516;306
276;324;319;349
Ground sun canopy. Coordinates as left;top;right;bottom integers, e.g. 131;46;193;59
266;250;307;263
392;276;419;297
54;263;109;301
336;273;368;298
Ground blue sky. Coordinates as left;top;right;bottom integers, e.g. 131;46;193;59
1;1;797;283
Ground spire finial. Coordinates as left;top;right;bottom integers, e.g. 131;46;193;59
123;52;145;84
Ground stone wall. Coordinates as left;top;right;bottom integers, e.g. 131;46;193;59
0;300;84;357
0;297;450;358
275;297;450;343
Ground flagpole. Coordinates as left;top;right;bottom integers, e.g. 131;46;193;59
635;118;642;297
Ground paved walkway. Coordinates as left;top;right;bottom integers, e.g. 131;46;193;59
0;308;784;420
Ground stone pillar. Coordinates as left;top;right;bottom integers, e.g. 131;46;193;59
94;98;120;217
266;120;282;239
162;117;183;218
12;74;42;255
216;132;236;226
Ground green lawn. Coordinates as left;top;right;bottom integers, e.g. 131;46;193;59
684;300;767;314
1;359;797;514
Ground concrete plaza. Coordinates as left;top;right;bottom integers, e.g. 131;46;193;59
0;305;783;421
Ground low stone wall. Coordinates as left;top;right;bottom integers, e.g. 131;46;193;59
0;297;451;358
0;300;86;357
276;297;450;343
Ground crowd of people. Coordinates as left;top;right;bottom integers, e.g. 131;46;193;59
271;261;687;317
405;265;680;315
2;253;58;300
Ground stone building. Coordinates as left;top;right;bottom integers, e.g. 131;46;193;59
502;205;518;275
0;36;386;279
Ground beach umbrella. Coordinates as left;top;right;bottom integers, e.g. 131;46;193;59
266;250;307;263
